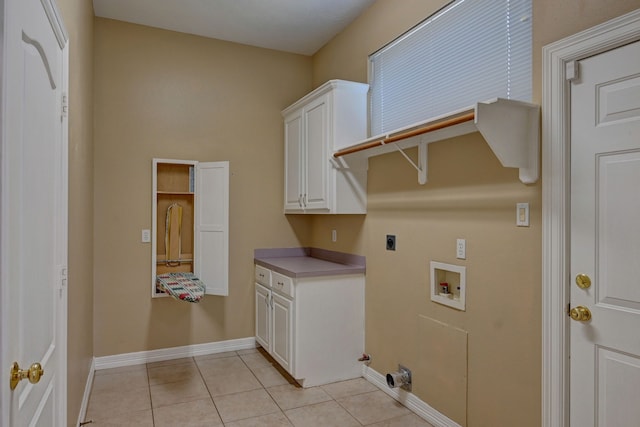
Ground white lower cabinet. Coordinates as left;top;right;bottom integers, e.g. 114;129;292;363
255;282;271;350
254;263;364;387
270;292;293;372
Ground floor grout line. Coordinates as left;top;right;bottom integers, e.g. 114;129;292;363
87;349;433;427
193;353;225;425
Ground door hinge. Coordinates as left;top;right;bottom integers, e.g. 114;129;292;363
566;60;579;81
61;92;68;120
59;266;68;297
566;303;571;316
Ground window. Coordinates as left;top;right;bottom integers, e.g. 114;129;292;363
369;0;532;136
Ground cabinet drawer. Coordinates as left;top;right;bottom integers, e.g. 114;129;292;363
272;272;294;299
255;265;271;286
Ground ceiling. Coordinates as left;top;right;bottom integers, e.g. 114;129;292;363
92;0;376;56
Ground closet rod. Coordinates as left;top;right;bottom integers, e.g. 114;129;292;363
333;111;476;158
156;259;193;265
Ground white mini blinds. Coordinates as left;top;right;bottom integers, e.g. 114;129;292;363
369;0;532;136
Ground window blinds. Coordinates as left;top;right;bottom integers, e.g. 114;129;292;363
369;0;532;136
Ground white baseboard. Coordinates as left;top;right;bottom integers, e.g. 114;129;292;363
76;357;95;427
94;337;256;370
362;365;462;427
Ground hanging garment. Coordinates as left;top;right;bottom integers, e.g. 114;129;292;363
165;203;183;265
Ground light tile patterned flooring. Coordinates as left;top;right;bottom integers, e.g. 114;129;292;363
85;347;434;426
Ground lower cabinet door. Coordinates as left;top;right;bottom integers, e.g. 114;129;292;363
271;292;293;373
255;284;271;350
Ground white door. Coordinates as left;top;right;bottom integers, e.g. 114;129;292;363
303;95;329;211
570;40;640;426
271;292;293;373
0;0;68;425
284;111;303;211
255;284;271;349
195;161;229;296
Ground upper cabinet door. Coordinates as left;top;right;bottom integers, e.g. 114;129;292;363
284;111;304;212
303;94;330;211
195;161;229;296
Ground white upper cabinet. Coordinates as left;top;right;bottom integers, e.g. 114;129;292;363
282;80;368;214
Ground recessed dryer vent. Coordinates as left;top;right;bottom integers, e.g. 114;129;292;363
430;261;466;311
386;364;412;391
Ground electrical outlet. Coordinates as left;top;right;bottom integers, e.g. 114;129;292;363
141;229;151;243
456;238;466;259
332;229;337;242
386;235;396;251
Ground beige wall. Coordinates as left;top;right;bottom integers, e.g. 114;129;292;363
57;0;640;422
55;0;95;424
310;1;640;426
92;19;313;356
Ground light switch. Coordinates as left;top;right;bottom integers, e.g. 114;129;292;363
456;239;466;259
141;229;151;243
516;203;529;227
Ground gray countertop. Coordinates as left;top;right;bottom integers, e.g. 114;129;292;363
254;247;366;278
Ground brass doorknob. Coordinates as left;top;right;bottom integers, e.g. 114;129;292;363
569;306;592;322
575;274;591;289
10;362;44;390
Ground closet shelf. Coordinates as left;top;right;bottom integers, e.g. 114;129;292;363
333;98;540;184
157;191;194;195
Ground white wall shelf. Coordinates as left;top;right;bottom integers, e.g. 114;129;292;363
333;98;540;185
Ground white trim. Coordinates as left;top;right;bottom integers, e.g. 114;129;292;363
94;337;257;370
58;39;69;427
362;365;461;427
541;8;640;427
76;358;95;427
40;0;68;48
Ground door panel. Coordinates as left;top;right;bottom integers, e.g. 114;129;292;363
597;347;640;426
284;112;303;210
255;284;270;350
596;74;640;125
570;40;640;426
304;95;329;210
2;0;67;425
597;151;640;310
271;293;292;373
21;35;58;373
195;162;229;296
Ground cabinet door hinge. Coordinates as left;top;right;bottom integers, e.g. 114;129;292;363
61;92;68;120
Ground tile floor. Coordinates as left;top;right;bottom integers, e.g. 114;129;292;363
84;347;435;426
